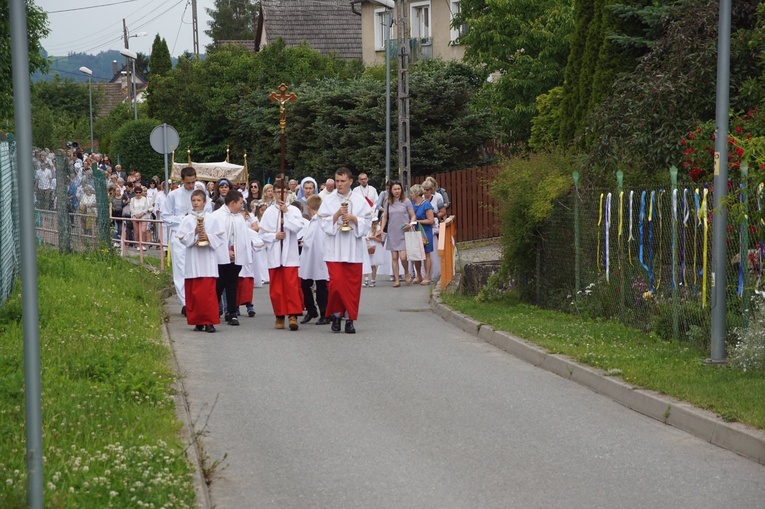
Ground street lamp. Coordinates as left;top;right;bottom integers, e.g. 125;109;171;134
119;48;138;120
79;66;94;152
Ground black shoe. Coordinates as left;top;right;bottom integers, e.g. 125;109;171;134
204;325;216;333
228;316;240;326
300;313;318;324
316;317;332;325
219;307;223;317
181;306;186;316
194;325;204;331
331;315;341;332
345;320;356;334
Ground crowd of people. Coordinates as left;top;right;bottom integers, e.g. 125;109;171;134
164;167;450;335
33;146;452;335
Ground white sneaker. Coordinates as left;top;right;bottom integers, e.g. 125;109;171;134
113;242;119;248
142;246;148;251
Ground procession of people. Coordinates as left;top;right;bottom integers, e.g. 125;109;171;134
166;165;449;335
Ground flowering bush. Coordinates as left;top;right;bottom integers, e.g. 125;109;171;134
730;298;765;372
680;108;765;182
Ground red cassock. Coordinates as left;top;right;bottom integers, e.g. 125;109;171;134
268;266;304;316
185;277;220;325
237;276;255;306
326;262;362;320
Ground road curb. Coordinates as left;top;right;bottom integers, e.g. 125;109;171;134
431;288;765;466
161;297;213;509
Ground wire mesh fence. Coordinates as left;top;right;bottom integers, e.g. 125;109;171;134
529;169;757;348
0;137;116;306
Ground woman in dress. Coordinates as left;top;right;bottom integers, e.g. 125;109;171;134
130;185;151;250
409;183;436;285
379;181;416;287
261;183;275;206
246;180;261;212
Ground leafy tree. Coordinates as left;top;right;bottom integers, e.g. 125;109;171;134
0;0;49;124
585;0;762;180
94;102;134;155
149;35;172;77
30;75;96;149
453;0;573;145
205;0;259;51
32;75;92;118
109;118;165;179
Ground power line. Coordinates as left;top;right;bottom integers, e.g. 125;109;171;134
45;0;141;15
171;1;192;56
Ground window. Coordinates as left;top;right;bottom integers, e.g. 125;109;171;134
450;0;467;43
374;8;392;52
410;1;431;41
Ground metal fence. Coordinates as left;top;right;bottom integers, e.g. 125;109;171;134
528;168;754;347
0;134;21;304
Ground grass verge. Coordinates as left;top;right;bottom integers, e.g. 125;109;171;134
441;293;765;430
0;248;195;508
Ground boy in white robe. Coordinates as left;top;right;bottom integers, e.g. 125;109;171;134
211;190;251;326
299;195;330;325
177;190;223;332
260;181;308;330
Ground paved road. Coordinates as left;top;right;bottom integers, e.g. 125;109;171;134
168;280;765;509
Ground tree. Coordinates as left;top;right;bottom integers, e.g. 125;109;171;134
0;0;49;124
585;0;762;180
109;118;165;179
205;0;259;51
453;0;573;145
149;35;172;77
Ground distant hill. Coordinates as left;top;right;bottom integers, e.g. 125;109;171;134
32;49;187;84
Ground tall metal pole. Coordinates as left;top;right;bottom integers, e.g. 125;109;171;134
710;0;731;363
397;0;411;191
384;9;392;186
10;0;44;506
131;59;138;120
191;0;200;58
87;75;94;150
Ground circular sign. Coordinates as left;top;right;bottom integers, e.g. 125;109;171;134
150;124;180;155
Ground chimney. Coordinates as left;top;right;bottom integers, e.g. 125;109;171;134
112;60;118;76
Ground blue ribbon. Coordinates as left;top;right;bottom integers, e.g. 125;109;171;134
639;190;648;275
648;191;655;291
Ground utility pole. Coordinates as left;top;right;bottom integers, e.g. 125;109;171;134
122;19;132;108
192;0;200;58
397;0;411;191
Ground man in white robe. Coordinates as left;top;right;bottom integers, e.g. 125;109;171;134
318;167;373;334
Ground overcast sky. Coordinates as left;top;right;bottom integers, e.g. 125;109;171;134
36;0;217;57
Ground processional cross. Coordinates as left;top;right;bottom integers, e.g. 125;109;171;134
268;83;298;255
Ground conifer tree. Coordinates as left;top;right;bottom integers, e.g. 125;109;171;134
149;35;172;77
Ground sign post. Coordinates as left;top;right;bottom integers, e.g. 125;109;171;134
150;123;180;195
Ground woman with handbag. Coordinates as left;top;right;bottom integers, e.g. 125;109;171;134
379;181;416;287
409;183;435;285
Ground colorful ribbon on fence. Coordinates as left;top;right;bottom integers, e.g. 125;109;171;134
605;193;612;282
672;189;678;290
597;193;604;274
648;191;655;291
700;188;709;308
681;188;689;287
694;189;701;287
739;183;745;297
638;191;648;277
655;190;663;290
628;190;635;266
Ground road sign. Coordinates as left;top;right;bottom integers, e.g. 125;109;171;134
150;123;179;155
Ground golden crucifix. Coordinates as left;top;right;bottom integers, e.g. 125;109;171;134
268;83;297;257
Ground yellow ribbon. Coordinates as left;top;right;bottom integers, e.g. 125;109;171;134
693;189;700;286
597;193;604;273
700;188;709;308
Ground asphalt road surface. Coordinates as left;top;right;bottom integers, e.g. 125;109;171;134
168;280;765;509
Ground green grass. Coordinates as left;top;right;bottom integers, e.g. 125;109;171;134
0;248;195;508
441;293;765;429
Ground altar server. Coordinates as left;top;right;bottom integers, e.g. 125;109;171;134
176;190;223;332
212;190;250;326
259;180;308;330
318;167;374;334
299;195;330;325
